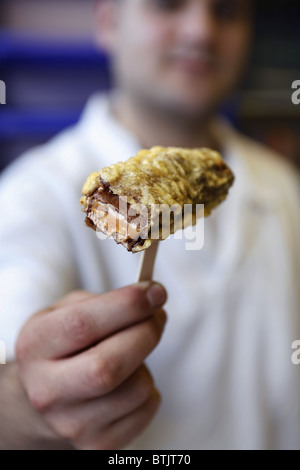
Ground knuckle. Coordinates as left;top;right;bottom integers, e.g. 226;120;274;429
136;368;154;403
88;356;121;394
53;416;85;444
147;389;161;416
63;308;92;343
144;389;161;416
27;386;57;414
152;390;162;411
147;317;162;345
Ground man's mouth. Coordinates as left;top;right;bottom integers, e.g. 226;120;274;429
168;49;218;75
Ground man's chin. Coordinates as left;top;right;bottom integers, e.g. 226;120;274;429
153;94;217;121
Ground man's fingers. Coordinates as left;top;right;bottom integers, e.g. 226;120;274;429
59;308;167;400
17;282;167;360
24;309;167;408
42;365;157;443
37;291;96;315
90;389;161;450
51;291;96;309
81;364;156;427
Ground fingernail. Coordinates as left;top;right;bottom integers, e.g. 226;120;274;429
146;282;167;308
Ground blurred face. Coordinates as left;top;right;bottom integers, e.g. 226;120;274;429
101;0;252;118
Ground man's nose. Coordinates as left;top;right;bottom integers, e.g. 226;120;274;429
176;3;218;45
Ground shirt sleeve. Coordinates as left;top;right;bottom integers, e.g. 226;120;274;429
0;151;80;361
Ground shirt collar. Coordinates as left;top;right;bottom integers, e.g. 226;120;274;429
211;118;283;214
77;92;142;167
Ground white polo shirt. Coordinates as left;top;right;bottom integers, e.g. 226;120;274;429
0;94;299;449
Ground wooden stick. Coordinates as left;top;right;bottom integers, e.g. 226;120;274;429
137;240;160;282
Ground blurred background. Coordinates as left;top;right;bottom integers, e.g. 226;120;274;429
0;0;299;172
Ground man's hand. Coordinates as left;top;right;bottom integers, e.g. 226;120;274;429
15;282;167;450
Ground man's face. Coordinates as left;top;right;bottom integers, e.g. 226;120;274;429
104;0;252;118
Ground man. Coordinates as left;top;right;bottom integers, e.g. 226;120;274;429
0;0;299;450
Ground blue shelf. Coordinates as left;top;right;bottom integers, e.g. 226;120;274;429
0;109;81;138
0;31;111;146
0;31;109;66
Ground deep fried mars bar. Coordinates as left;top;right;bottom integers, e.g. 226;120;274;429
80;146;234;252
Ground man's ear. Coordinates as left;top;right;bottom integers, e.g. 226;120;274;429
93;0;119;53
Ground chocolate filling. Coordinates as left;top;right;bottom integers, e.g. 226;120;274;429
85;179;149;252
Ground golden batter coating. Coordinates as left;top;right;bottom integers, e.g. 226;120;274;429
81;146;234;252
